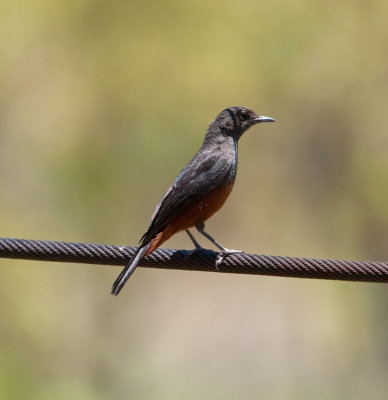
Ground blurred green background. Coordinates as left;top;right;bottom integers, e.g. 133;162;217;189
1;1;388;398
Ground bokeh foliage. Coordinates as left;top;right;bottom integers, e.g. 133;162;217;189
1;1;388;399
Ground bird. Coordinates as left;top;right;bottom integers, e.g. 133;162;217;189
111;106;275;295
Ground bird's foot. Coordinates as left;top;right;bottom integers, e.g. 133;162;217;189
215;249;243;269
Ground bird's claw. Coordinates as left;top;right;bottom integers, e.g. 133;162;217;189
215;249;243;268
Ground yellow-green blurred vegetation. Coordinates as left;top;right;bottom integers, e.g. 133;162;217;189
1;0;388;398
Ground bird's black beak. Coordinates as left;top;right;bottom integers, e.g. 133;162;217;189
252;115;276;124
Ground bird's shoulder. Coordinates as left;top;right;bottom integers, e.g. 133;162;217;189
174;145;235;188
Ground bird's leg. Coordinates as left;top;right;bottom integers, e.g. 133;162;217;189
185;229;203;250
195;222;243;268
183;229;205;259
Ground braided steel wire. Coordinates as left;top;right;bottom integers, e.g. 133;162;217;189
0;237;387;283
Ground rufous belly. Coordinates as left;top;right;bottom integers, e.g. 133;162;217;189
145;183;233;255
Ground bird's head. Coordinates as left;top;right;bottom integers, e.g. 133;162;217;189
208;106;275;141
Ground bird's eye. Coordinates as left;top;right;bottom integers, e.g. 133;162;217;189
239;110;249;121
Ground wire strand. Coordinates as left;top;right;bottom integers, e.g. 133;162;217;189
0;237;387;283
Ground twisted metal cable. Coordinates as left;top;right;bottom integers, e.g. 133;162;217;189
0;237;387;283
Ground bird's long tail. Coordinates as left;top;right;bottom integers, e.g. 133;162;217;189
111;243;151;296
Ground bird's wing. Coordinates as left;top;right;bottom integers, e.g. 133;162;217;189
140;149;233;245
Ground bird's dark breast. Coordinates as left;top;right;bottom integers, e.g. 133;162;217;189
144;183;234;256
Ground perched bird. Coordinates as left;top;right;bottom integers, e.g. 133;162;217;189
112;106;275;295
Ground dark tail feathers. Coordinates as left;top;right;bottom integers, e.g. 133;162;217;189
111;244;150;296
